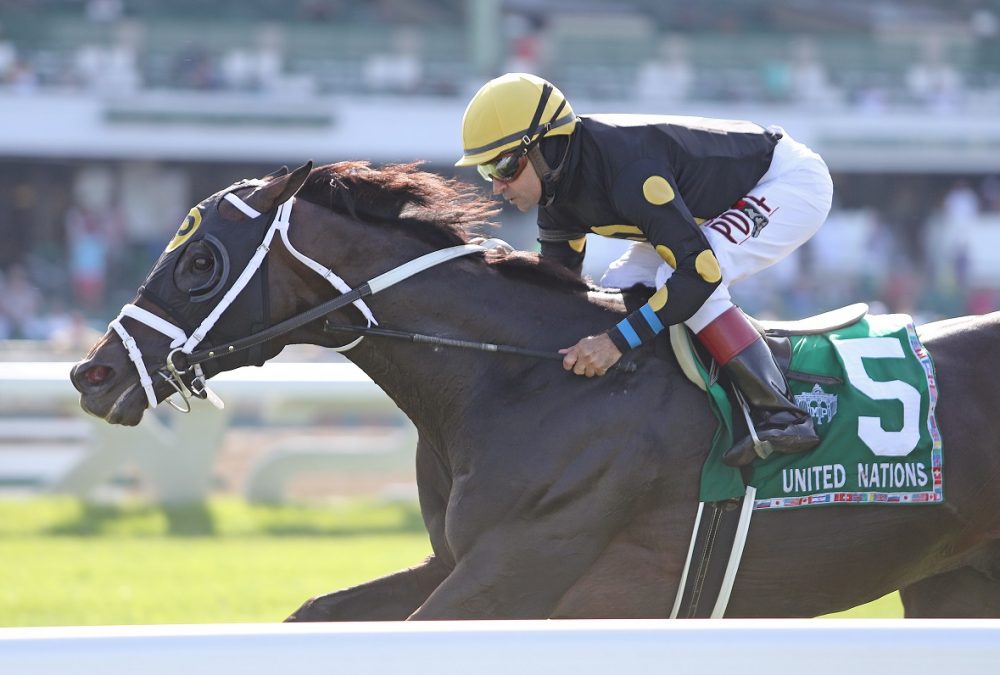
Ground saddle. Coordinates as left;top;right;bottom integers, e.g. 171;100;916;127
668;303;870;392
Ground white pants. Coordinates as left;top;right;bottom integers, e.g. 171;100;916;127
601;130;833;332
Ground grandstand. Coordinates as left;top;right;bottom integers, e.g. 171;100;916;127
0;0;999;338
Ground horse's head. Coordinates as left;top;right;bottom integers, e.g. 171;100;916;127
72;159;518;425
70;162;315;425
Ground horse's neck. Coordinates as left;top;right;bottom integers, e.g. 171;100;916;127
335;264;622;442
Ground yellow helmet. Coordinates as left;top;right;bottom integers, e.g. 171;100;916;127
455;73;577;167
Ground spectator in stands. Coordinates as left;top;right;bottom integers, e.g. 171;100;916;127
64;203;111;312
0;264;42;339
979;176;1000;213
47;307;102;353
788;38;839;106
4;58;38;93
0;33;16;82
86;0;123;23
362;28;423;94
504;26;542;76
75;43;140;93
635;36;693;105
906;35;963;110
942;179;981;223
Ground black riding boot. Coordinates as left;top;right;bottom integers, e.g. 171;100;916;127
721;337;819;467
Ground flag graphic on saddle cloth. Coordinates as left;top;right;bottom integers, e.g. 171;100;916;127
698;314;943;510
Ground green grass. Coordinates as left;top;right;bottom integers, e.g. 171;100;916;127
0;497;903;626
822;592;903;618
0;497;431;626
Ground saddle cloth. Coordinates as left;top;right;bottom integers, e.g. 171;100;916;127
680;310;944;510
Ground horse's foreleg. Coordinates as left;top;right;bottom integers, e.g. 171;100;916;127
408;515;623;619
284;556;449;622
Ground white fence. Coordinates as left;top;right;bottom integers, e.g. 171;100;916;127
0;361;412;502
1;620;999;674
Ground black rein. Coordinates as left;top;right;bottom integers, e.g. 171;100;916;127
323;322;638;374
173;282;372;370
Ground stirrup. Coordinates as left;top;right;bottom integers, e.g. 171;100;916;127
721;389;818;467
723;389;768;466
722;428;819;467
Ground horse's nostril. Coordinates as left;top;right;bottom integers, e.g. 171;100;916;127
84;365;112;386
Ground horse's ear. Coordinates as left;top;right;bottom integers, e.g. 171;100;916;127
243;161;313;214
264;165;289;178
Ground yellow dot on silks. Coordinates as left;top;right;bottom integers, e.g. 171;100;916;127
642;176;675;205
591;224;643;237
655;245;677;268
568;236;586;253
695;249;722;283
649;286;669;311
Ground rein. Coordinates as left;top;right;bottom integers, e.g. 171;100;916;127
110;193;510;412
179;240;500;368
324;323;638;374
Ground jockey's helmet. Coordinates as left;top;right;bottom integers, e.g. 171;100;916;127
455;73;578;167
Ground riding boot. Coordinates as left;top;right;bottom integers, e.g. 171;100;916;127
694;307;819;467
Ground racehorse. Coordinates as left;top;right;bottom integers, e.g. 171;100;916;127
70;161;1000;619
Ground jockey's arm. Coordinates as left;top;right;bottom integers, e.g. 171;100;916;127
561;160;722;376
538;236;586;275
604;160;721;354
537;208;586;276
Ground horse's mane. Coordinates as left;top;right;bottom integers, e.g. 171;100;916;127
297;161;589;293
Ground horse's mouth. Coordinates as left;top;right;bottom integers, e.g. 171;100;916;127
81;382;147;426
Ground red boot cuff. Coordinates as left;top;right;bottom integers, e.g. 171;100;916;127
695;307;762;365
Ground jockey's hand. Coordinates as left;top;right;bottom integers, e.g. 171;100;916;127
559;333;622;377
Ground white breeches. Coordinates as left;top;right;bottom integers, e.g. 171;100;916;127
601;130;833;332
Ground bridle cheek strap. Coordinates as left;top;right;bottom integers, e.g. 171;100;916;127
109;303;187;408
181;195;324;353
229;193;378;332
111;191;508;412
111;193;379;410
272;199;377;352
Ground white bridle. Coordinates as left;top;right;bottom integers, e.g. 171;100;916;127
108;192;508;412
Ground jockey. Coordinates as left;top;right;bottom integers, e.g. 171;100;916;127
455;73;833;465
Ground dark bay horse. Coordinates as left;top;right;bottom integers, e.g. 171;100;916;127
70;162;1000;618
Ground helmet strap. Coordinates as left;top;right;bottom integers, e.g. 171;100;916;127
519;84;554;153
529;134;573;207
516;83;568;158
521;84;573;207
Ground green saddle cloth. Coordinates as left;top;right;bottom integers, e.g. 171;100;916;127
699;314;943;510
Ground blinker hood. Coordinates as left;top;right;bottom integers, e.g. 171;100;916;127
137;189;277;373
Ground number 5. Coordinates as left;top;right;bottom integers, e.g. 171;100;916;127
832;337;921;457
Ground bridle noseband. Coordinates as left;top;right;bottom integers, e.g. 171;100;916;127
108;192;508;412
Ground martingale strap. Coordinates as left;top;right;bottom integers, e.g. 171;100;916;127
670;486;756;619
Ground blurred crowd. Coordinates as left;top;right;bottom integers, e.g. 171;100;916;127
2;163;999;348
0;0;999;108
1;0;1000;349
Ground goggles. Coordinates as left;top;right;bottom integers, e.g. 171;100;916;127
477;151;528;183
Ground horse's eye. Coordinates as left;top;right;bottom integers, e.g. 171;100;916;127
193;256;213;272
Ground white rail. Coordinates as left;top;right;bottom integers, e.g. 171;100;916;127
1;620;999;675
0;362;409;502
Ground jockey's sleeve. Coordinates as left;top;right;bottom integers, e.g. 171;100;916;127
537;212;586;276
605;159;722;353
538;238;585;276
